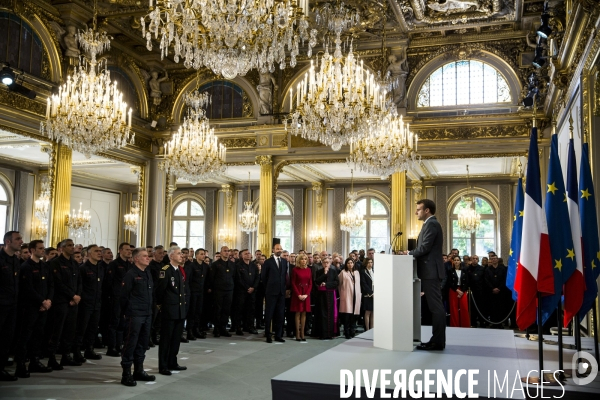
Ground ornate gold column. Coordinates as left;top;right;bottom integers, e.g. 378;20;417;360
390;171;406;251
50;143;72;246
256;155;273;254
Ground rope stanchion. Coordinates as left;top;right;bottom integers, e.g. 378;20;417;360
468;288;515;326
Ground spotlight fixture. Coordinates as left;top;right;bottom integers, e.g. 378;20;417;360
0;65;15;86
532;44;546;68
537;4;552;39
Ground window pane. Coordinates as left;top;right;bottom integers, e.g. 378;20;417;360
483;63;498;103
429;67;443;107
189;236;204;250
350;237;367;252
275;219;292;237
190;201;204;216
355;199;367;216
370;199;387;215
453;200;470;215
475;239;495;257
442;62;456;106
174;201;188;216
276;200;291;215
370;237;388;253
0;204;6;231
370;219;388;239
452;238;470;256
476;219;495;238
456;60;470;105
417;77;430;107
0;185;7;201
351;220;367;237
475;197;494;214
280;237;292;252
189;220;204;237
172;236;187;247
173;220;187;236
452;220;471;239
470;61;484;104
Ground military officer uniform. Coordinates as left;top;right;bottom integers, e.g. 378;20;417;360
148;258;164;345
156;263;187;374
106;256;133;355
208;258;236;337
120;264;155;386
0;248;22;380
74;259;105;362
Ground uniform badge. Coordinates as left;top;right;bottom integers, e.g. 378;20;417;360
171;276;175;287
42;276;45;280
122;281;125;286
160;271;165;278
249;273;252;275
98;278;100;281
226;269;229;272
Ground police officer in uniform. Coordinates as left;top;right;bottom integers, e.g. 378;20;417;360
0;231;24;381
106;242;133;356
120;248;155;386
14;240;53;377
188;249;209;339
156;246;187;375
48;239;83;369
233;249;259;335
208;246;236;337
148;245;165;346
74;244;104;363
181;249;194;342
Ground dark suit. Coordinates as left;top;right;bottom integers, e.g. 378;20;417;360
261;255;288;339
409;215;446;345
156;264;186;370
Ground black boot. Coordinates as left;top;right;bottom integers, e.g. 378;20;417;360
28;357;52;373
133;363;155;381
106;347;120;357
84;347;102;360
73;347;86;364
187;330;197;340
60;353;82;367
180;335;189;343
47;355;63;371
121;366;137;387
197;331;207;339
15;362;30;378
148;337;155;348
0;369;17;381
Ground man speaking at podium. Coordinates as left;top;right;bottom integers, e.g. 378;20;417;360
405;199;446;351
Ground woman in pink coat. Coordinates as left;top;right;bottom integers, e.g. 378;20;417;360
291;254;312;341
338;258;361;339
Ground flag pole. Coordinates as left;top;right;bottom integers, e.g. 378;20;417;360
533;101;545;374
593;302;600;363
557;299;566;381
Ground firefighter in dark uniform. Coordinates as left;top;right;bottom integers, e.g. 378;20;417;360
48;239;82;369
233;249;259;335
180;248;194;342
156;246;187;375
148;245;165;346
98;248;113;348
188;249;209;339
14;240;53;377
208;246;236;337
74;244;104;363
106;242;133;356
119;248;155;386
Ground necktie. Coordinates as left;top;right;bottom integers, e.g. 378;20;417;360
276;257;280;269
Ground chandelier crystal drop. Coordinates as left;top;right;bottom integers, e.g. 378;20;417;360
66;202;92;238
285;35;391;151
238;172;258;234
160;90;226;184
457;165;481;233
340;169;364;233
77;0;111;64
142;0;317;79
347;113;420;179
314;1;361;37
124;201;139;235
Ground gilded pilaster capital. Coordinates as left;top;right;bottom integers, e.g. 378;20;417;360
255;155;272;167
312;182;323;207
221;184;234;209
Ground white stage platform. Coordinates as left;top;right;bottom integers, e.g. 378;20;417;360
272;327;600;399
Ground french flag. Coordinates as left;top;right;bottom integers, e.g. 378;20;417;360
564;138;585;324
514;127;554;330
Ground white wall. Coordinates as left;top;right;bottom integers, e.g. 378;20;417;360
70;186;120;249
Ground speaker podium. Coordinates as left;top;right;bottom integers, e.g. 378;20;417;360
373;254;421;351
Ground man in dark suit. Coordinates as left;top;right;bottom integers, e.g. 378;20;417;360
407;199;446;351
261;242;288;343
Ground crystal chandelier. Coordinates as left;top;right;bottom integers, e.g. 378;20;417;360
218;225;235;247
41;0;133;158
141;0;317;79
124;201;139;235
285;35;391;151
314;1;361;36
66;202;92;238
34;178;51;226
347;113;420;178
457;165;481;233
160;90;226;184
238;172;258;234
309;230;325;249
340;170;364;233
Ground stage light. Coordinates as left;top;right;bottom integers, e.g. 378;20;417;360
0;66;14;85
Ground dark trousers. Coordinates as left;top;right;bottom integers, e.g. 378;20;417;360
0;304;17;366
48;302;78;355
254;285;265;327
340;313;356;334
421;279;446;345
121;315;151;368
233;291;255;330
200;290;213;331
284;297;295;335
158;317;184;370
187;291;203;331
213;290;233;333
264;294;285;339
99;294;112;345
15;306;48;361
151;299;161;337
108;298;123;349
76;306;101;349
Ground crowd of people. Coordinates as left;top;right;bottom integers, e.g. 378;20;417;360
0;227;514;386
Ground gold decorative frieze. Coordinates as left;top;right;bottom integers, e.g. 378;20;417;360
0;90;46;116
414;125;530;140
290;135;325;148
221;137;256;149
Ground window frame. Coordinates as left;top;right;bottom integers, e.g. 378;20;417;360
449;194;498;257
274;198;293;252
171;198;205;249
347;196;390;253
0;174;12;233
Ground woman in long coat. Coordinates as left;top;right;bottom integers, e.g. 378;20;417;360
314;256;339;339
338;258;361;339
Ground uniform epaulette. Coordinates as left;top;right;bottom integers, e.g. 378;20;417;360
162;265;169;270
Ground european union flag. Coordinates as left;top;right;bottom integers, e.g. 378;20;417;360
541;134;577;325
506;176;524;301
578;142;600;321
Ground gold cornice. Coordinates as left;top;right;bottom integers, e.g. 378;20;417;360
221;138;256;149
421;152;527;160
0;90;46;117
409;30;529;48
0;122;52;143
413;125;531;140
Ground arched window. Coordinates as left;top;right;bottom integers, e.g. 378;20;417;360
0;180;10;232
417;60;511;108
0;12;44;77
275;199;293;252
172;199;205;249
348;197;389;252
198;80;246;119
450;196;496;256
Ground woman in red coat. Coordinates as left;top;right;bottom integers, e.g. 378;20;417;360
291;254;312;341
447;255;470;327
